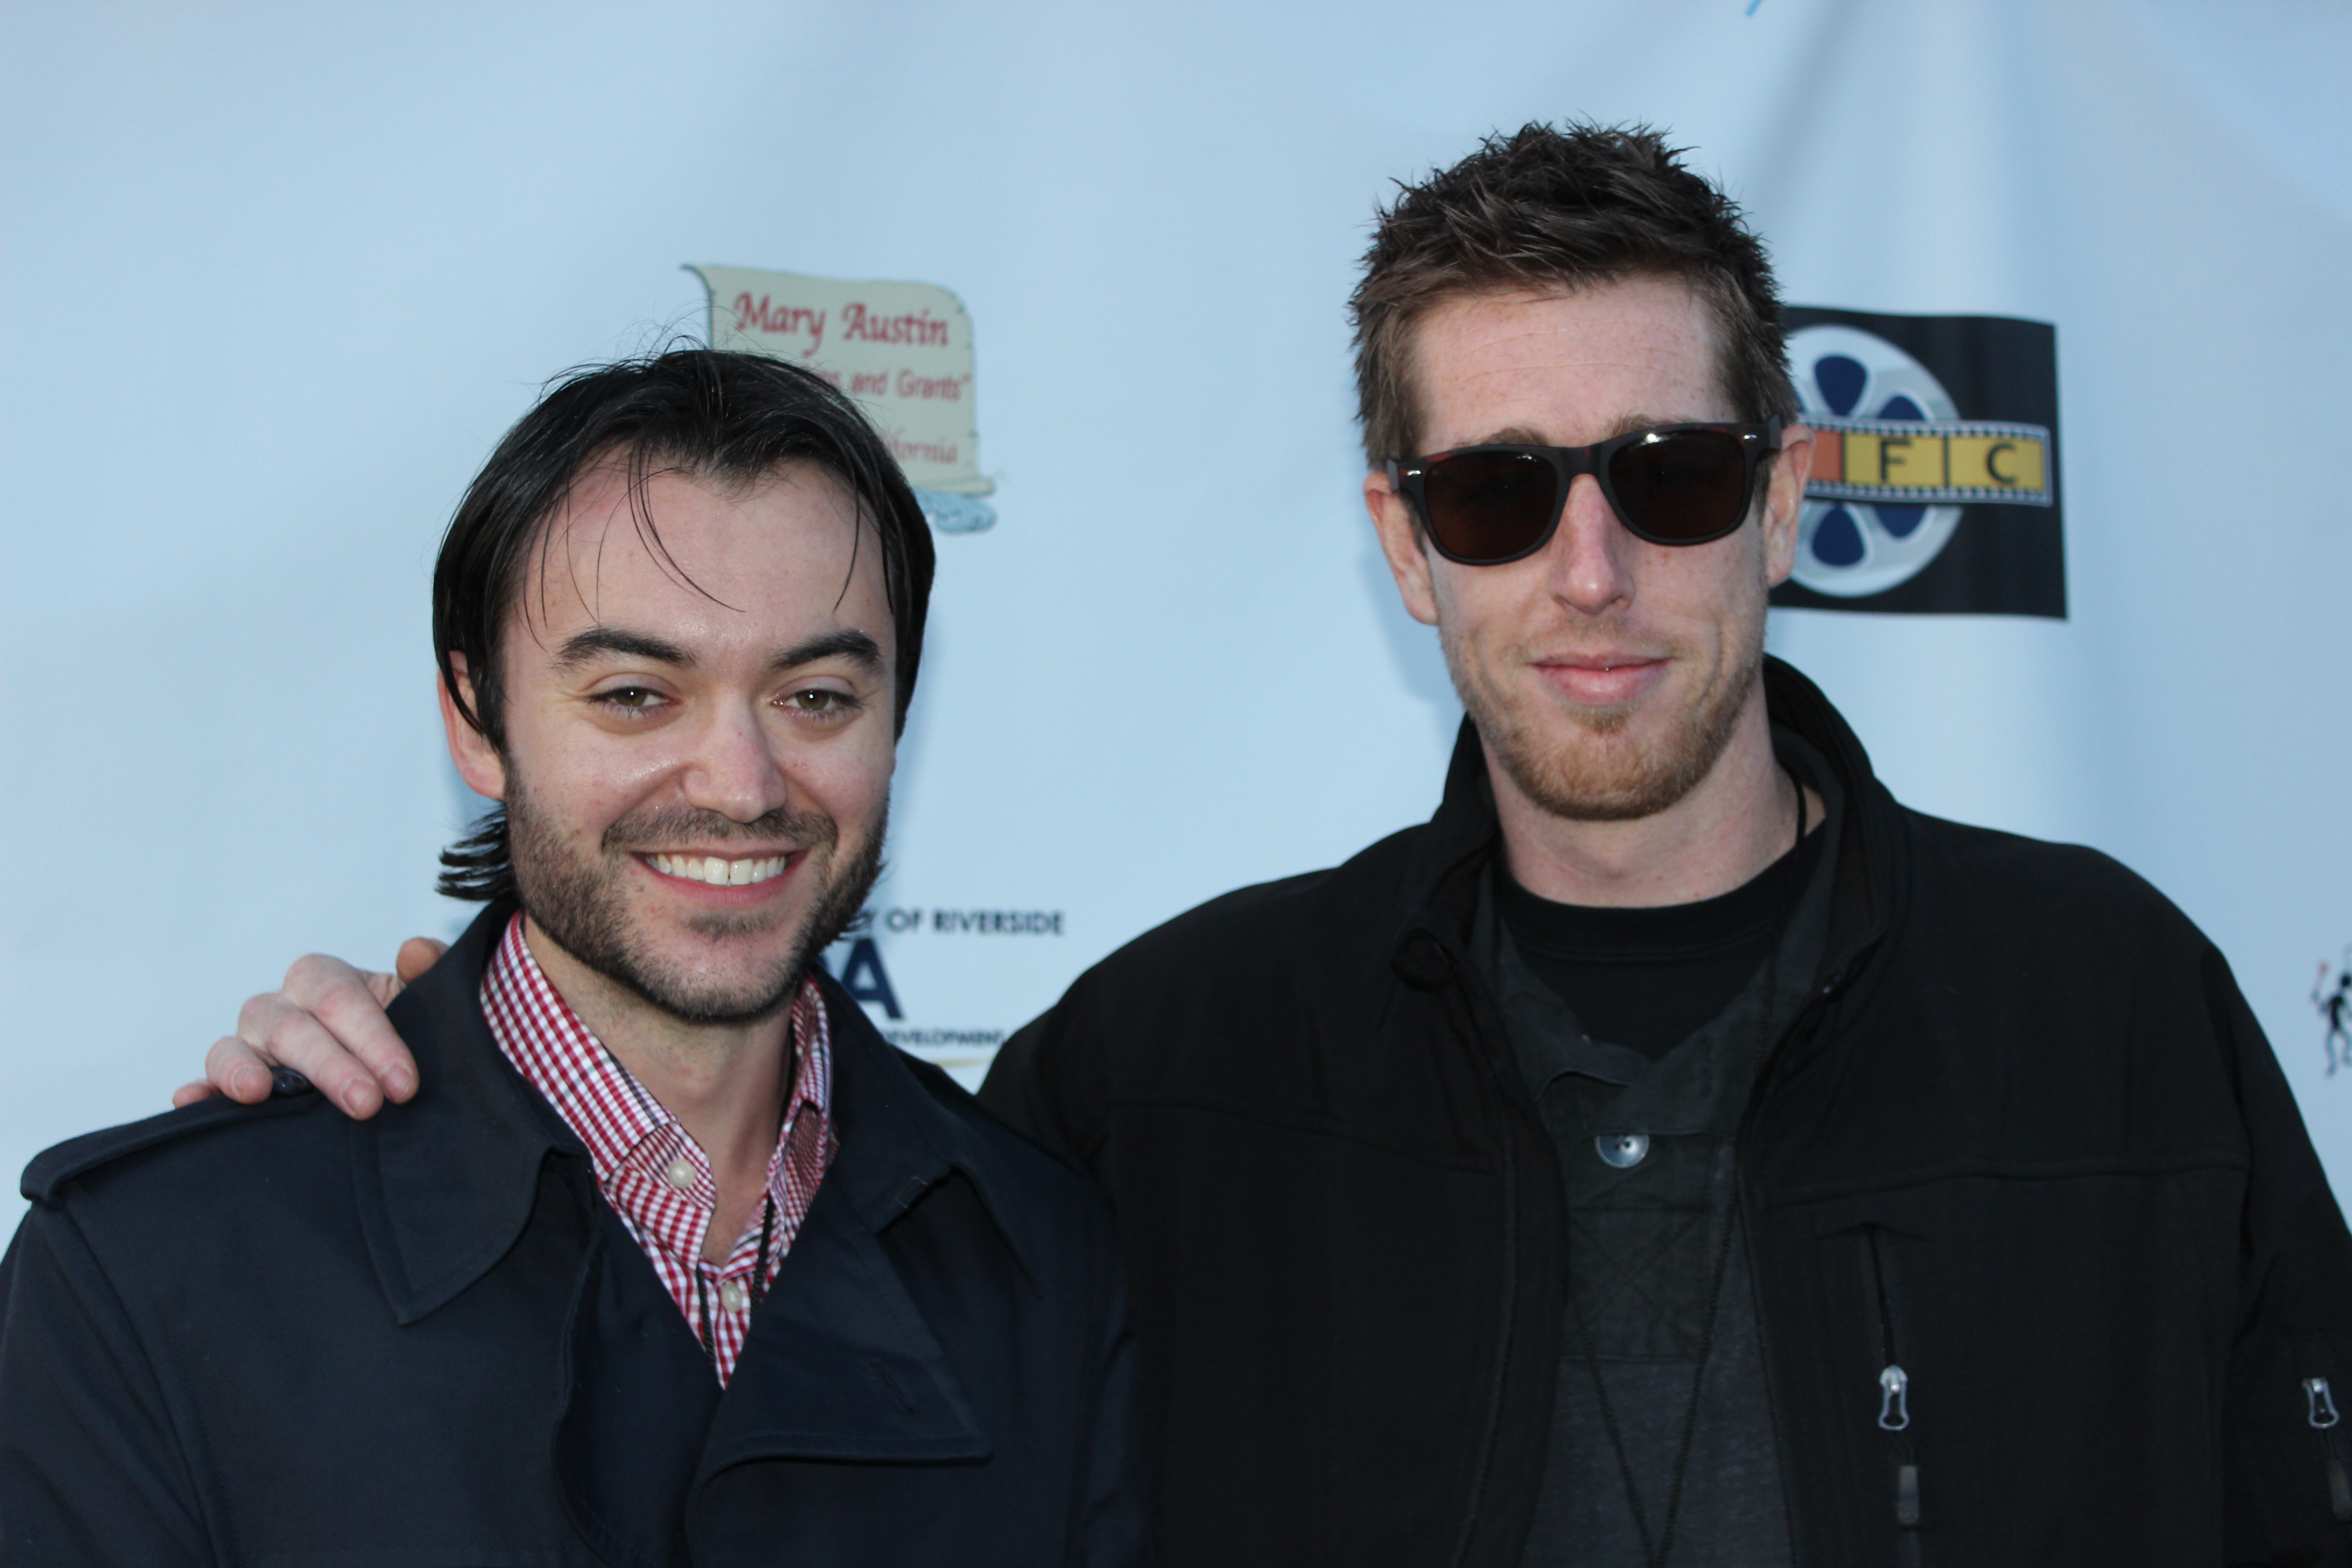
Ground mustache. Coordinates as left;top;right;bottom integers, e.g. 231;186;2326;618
598;804;838;855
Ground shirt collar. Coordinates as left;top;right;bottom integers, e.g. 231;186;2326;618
353;902;1042;1324
478;911;833;1195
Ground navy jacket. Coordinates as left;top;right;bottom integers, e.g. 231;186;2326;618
0;903;1144;1566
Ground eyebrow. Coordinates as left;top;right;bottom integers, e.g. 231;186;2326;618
552;625;887;679
552;627;695;670
1462;413;1681;449
769;628;885;677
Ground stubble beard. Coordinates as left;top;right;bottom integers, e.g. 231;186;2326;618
1442;573;1768;823
505;777;886;1025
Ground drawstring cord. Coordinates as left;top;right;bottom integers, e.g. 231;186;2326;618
695;1190;779;1365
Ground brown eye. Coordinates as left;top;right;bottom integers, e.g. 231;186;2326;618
785;688;860;717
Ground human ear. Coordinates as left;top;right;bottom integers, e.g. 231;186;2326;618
438;655;508;802
1759;424;1815;587
1366;470;1441;628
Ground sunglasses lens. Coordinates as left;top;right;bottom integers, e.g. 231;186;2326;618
1420;450;1560;562
1606;429;1750;543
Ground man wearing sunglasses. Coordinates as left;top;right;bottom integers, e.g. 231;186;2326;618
184;125;2352;1565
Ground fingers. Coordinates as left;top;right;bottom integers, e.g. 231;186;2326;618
225;992;375;1114
279;953;423;1108
202;1035;279;1105
172;1078;221;1108
194;946;432;1122
393;936;447;988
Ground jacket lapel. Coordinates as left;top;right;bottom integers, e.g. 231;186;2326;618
353;903;720;1568
696;1178;988;1472
358;912;1015;1554
350;900;580;1324
692;978;1003;1481
552;1205;725;1568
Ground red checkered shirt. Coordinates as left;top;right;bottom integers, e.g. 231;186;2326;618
479;911;835;1384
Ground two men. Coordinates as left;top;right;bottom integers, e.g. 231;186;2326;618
195;126;2352;1563
0;353;1142;1563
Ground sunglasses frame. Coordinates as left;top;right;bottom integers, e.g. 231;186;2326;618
1387;419;1786;564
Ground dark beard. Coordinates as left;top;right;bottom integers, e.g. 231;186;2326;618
506;782;886;1025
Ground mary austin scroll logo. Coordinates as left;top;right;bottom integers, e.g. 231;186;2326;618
1771;307;2064;618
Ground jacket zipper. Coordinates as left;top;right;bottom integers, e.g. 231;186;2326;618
2304;1375;2352;1524
1862;1226;1925;1566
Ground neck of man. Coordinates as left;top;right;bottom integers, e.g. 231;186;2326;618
521;916;792;1262
1492;679;1819;909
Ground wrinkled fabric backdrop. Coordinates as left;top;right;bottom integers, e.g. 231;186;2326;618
5;0;2348;1221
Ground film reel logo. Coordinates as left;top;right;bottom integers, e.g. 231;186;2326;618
1789;324;2053;597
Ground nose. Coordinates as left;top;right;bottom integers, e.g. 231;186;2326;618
1544;471;1635;615
679;700;794;823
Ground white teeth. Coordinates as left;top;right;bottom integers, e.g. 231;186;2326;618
650;853;788;887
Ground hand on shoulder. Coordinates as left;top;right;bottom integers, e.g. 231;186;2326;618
172;938;442;1118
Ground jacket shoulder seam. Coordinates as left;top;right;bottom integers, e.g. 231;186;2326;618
22;1093;323;1205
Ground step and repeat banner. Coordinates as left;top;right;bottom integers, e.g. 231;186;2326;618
5;0;2350;1208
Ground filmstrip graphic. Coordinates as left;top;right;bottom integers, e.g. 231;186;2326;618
1806;417;2052;507
1791;324;2048;598
1774;309;2063;617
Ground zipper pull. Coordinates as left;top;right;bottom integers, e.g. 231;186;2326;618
1878;1364;1911;1432
2306;1377;2352;1521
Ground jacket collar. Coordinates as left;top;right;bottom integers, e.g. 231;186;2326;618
1757;655;1900;998
351;901;1044;1325
351;900;579;1324
1391;655;1900;1000
688;1009;1003;1480
807;962;1049;1290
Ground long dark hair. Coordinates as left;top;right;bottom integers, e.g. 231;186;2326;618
434;348;936;901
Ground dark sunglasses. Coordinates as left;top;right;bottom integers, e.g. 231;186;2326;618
1387;420;1784;563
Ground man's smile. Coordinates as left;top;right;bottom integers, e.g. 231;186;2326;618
642;851;797;890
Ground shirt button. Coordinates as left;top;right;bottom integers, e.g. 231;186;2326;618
718;1279;750;1313
1596;1132;1651;1169
663;1156;697;1191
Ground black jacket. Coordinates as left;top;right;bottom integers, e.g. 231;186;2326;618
0;902;1144;1567
982;659;2352;1567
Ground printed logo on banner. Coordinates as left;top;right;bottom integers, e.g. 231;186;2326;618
1771;308;2064;617
684;264;996;534
815;904;1070;1088
2315;947;2352;1076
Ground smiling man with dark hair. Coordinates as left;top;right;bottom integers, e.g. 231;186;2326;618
0;349;1142;1567
182;127;2352;1566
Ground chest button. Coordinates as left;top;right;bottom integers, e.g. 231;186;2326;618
663;1156;698;1192
1595;1132;1651;1169
718;1279;750;1313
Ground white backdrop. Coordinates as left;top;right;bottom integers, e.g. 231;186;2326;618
5;0;2350;1221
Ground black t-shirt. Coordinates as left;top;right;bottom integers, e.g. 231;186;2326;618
1493;823;1823;1062
1484;735;1841;1568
